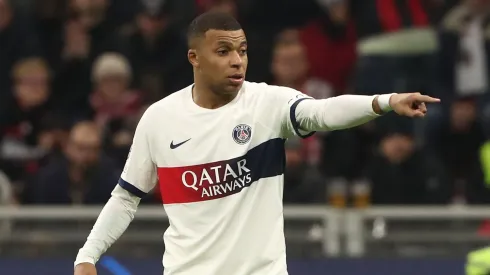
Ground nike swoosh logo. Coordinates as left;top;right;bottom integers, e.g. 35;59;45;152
170;138;191;149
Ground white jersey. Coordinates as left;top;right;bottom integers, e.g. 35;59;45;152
119;81;314;275
75;80;386;273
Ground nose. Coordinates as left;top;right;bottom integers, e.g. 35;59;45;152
229;51;243;69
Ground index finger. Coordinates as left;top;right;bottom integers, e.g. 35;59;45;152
413;94;441;103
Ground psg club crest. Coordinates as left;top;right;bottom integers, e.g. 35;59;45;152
232;124;252;145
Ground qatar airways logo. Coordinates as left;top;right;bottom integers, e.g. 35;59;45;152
181;159;252;198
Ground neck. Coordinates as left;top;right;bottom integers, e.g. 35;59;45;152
69;165;85;182
192;80;238;109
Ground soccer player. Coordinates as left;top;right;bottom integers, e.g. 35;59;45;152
74;12;439;275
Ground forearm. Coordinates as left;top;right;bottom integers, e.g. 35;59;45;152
295;94;393;131
74;185;140;266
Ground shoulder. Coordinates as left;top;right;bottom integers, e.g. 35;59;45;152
142;85;192;119
243;81;294;92
243;81;306;101
242;81;269;91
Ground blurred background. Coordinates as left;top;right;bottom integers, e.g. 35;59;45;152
1;0;490;274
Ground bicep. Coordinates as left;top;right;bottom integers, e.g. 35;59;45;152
270;87;315;139
283;97;317;139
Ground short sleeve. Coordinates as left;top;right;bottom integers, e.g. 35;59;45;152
119;108;157;198
269;86;315;139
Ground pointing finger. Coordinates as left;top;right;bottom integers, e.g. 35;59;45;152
412;94;440;103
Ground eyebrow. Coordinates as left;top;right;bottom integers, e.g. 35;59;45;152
216;40;247;47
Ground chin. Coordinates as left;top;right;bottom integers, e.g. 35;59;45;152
222;84;242;95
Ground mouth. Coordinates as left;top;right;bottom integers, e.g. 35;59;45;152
227;74;244;85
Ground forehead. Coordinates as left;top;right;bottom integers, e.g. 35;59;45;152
203;29;246;45
275;44;305;57
71;126;100;142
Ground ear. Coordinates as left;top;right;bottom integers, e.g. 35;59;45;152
188;49;199;68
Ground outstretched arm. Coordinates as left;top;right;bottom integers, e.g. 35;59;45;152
293;93;440;133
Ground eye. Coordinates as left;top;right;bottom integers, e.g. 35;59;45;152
240;49;247;55
217;49;228;56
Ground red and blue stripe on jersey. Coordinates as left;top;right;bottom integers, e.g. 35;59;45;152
120;138;286;204
158;138;286;204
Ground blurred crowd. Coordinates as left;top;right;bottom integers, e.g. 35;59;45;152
2;0;490;207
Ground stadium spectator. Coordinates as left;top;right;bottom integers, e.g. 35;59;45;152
90;53;141;127
50;18;94;120
365;114;451;204
90;52;143;167
432;96;489;204
282;137;326;204
298;1;357;95
34;0;66;70
0;0;486;208
435;0;490;136
23;121;119;204
270;29;332;165
36;113;71;155
0;0;41;100
0;57;52;185
271;29;334;99
316;0;441;96
118;0;192;101
49;0;124;120
437;0;490;98
68;0;119;57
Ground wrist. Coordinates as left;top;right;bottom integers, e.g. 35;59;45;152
74;254;97;267
377;93;395;113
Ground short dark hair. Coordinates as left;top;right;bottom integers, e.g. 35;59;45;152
187;11;242;48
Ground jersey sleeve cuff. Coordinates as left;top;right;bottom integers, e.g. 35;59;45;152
74;254;97;267
290;98;316;139
376;93;395;113
118;178;147;198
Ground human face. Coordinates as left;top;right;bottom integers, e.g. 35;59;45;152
66;124;101;168
70;0;107;28
14;70;50;109
97;75;128;102
272;43;308;86
189;29;248;95
380;134;414;164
